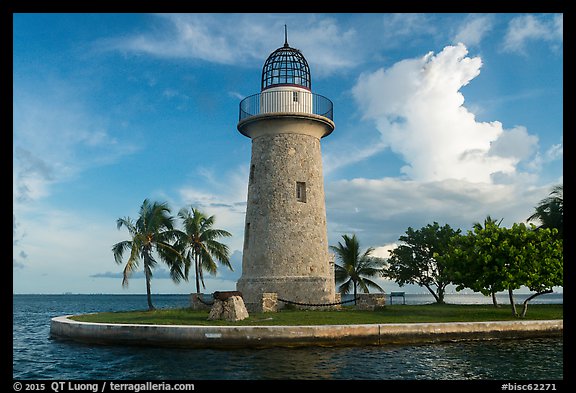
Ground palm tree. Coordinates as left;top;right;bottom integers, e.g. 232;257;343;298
472;215;503;232
330;234;385;305
175;207;233;294
527;184;563;238
112;199;184;310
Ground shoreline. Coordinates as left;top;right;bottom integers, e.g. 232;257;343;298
50;315;563;349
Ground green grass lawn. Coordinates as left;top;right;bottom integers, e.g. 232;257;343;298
70;303;563;326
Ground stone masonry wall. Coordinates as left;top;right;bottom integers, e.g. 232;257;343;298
261;292;278;313
237;129;335;307
355;293;387;311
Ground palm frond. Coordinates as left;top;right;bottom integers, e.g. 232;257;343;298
361;277;385;293
112;240;132;264
121;251;140;287
116;217;136;233
200;249;219;275
337;278;353;295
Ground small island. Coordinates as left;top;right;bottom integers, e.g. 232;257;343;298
51;302;562;349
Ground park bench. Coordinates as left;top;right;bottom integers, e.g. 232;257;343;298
389;291;406;305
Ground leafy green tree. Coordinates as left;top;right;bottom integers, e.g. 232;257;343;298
527;184;563;238
445;216;508;307
504;223;563;317
464;215;504;306
112;199;184;310
330;234;385;305
385;222;460;304
446;222;562;317
175;207;232;294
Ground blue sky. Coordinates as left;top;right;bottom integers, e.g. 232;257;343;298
13;13;563;295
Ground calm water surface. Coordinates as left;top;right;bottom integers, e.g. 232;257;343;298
12;294;563;381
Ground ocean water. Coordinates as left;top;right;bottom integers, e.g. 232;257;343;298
12;293;563;381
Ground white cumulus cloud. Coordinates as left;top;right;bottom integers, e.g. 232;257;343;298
502;14;563;54
351;43;539;184
452;14;493;47
323;42;554;254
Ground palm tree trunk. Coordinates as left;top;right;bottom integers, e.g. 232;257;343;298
199;258;205;290
145;268;155;311
195;253;201;294
353;281;357;305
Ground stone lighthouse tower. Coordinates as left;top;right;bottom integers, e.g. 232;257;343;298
236;28;336;310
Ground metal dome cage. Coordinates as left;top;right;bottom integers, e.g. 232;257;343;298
261;33;311;91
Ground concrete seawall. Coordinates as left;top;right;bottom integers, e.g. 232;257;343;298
50;316;563;349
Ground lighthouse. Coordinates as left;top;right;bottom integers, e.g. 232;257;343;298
236;28;336;310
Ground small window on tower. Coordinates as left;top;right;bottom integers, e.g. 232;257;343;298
296;181;306;202
293;91;298;102
250;164;255;183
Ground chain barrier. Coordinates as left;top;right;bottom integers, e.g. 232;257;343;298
195;294;358;308
277;297;358;307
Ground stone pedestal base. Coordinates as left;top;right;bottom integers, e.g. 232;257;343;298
261;292;278;312
207;296;249;321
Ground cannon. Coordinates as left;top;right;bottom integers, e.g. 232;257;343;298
212;290;243;301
